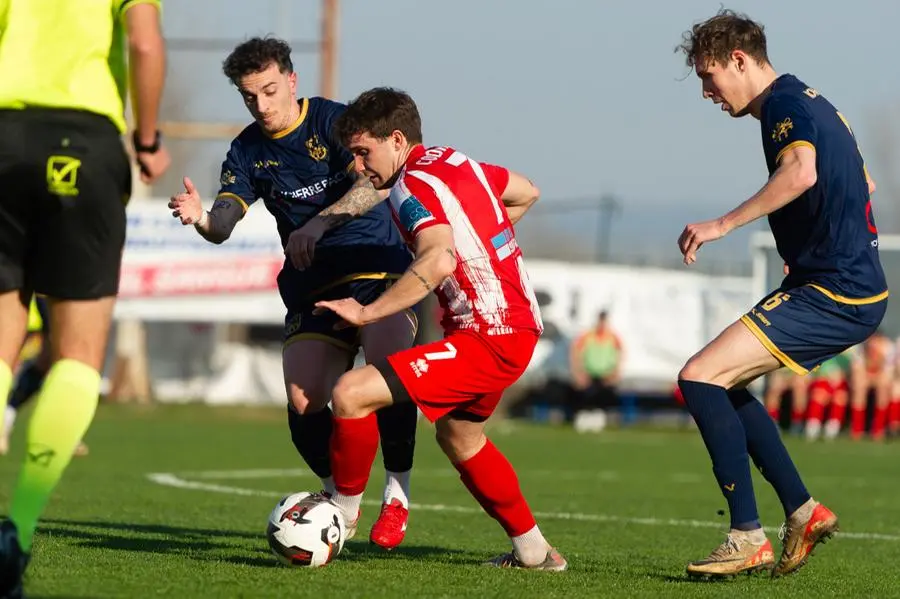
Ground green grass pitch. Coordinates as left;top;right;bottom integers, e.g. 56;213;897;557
2;404;898;598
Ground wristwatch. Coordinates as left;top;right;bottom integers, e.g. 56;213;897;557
133;130;162;154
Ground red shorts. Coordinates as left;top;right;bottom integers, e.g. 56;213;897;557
384;330;538;422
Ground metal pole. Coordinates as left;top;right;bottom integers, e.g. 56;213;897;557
596;194;621;262
320;0;339;99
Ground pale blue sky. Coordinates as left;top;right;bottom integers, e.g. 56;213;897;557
160;1;900;268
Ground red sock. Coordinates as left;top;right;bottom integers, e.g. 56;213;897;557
791;407;805;426
850;406;867;438
767;406;779;421
827;402;847;426
806;398;826;424
454;440;536;537
871;406;888;439
889;399;900;429
330;414;379;495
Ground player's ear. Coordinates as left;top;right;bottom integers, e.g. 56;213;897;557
288;71;297;92
391;130;404;150
731;50;746;73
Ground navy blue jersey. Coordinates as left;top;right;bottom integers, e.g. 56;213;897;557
760;74;887;302
216;96;404;250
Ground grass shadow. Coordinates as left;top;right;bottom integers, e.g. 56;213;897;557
40;518;258;541
37;518;272;567
36;518;472;569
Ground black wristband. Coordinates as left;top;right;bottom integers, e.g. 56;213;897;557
133;130;161;153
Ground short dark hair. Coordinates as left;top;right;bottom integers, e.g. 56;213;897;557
677;8;769;70
223;37;293;84
334;87;423;146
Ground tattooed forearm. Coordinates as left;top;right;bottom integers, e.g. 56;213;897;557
410;267;433;291
315;173;384;231
196;197;243;244
318;213;354;229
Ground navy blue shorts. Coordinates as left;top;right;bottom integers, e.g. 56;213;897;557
741;284;887;375
277;244;413;351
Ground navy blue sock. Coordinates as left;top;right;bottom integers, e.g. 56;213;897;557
679;380;760;530
287;406;333;479
376;401;418;473
728;388;811;517
8;360;48;410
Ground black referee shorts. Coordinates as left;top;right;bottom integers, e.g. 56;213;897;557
0;108;131;299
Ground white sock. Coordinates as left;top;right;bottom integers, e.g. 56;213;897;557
320;476;336;496
805;419;822;441
510;525;550;565
731;527;767;545
330;491;363;525
384;470;410;508
3;406;16;437
790;498;816;523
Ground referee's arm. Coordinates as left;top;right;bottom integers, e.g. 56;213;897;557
123;3;165;149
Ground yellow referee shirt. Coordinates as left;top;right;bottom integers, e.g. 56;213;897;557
0;0;161;133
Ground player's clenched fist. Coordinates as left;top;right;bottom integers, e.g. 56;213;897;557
168;176;203;225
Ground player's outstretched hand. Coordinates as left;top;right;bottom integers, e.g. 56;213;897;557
285;219;327;270
168;176;204;225
313;297;371;329
677;218;728;265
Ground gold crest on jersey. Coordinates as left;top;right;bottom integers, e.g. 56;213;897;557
771;118;793;142
306;134;328;161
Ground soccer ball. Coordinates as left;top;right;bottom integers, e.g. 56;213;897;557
266;491;347;567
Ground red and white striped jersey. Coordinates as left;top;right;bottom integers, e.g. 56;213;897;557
388;145;543;336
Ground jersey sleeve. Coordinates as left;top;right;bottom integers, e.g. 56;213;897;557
763;95;817;165
478;163;510;198
216;138;256;212
318;98;355;173
116;0;161;19
390;175;450;238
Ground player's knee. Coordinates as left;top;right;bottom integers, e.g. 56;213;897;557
434;427;454;458
286;381;331;414
434;421;486;463
435;431;486;463
331;371;370;419
49;297;116;371
678;357;713;384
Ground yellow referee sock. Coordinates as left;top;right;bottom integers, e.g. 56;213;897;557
0;360;11;433
10;359;100;551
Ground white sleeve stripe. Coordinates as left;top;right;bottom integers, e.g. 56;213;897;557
411;215;437;232
446;151;466;166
